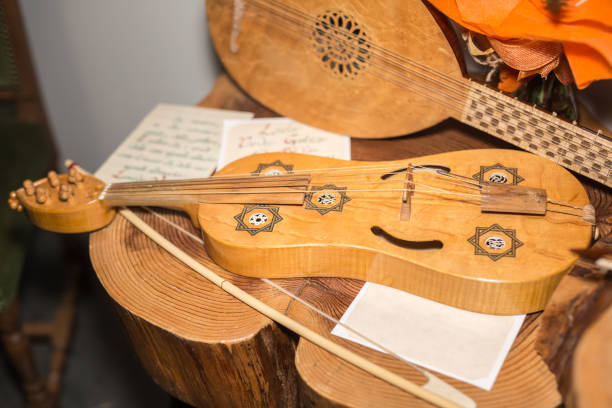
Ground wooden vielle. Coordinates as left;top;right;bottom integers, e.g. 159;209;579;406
83;75;611;407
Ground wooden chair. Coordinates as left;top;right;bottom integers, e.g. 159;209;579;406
0;0;78;406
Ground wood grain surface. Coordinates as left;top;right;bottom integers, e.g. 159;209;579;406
568;298;612;408
88;74;612;407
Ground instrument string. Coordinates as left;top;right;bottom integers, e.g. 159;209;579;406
105;173;468;193
103;165;593;220
241;0;612;171
248;0;473;100
103;180;593;222
71;161;449;397
104;167;483;198
241;3;475;109
106;163;446;186
104;186;484;200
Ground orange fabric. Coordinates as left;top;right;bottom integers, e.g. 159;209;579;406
497;66;526;92
489;38;562;76
428;0;612;88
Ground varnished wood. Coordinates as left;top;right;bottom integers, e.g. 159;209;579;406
201;149;591;315
460;82;612;187
207;0;612;187
10;172;311;232
207;0;463;138
480;184;547;215
9;172;113;234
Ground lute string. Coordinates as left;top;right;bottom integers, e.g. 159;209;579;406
248;0;475;101
239;0;612;171
250;0;612;155
244;0;612;171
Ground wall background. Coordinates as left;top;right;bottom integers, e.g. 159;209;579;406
19;0;221;171
18;1;611;173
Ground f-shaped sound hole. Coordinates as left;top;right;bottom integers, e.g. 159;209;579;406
371;226;443;250
380;164;451;180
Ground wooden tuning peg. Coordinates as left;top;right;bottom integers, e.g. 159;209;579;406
8;191;22;211
68;168;77;184
59;184;70;201
48;170;60;187
68;166;84;184
23;179;34;195
35;187;48;204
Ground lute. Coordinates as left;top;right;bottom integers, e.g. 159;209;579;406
206;0;611;187
9;149;593;315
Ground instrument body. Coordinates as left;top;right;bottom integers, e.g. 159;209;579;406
200;150;591;314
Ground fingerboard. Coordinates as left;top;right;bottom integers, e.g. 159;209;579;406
460;81;611;188
99;173;312;207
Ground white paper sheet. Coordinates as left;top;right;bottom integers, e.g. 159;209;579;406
332;282;525;390
95;103;253;182
217;117;351;169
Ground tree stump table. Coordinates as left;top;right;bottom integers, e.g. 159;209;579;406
89;74;612;407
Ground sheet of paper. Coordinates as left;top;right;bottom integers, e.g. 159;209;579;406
218;117;351;169
95;103;253;182
331;282;525;390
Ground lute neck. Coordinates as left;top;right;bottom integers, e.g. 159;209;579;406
456;80;611;188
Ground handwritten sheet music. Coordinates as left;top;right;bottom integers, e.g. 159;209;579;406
332;283;525;390
217;117;351;169
95;103;253;183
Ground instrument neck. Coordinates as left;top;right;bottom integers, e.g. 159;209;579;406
99;174;311;209
456;80;611;187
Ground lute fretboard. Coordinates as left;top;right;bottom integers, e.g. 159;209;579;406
461;81;611;187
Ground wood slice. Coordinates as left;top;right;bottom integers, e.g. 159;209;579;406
568;301;612;408
291;279;560;408
90;208;301;407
